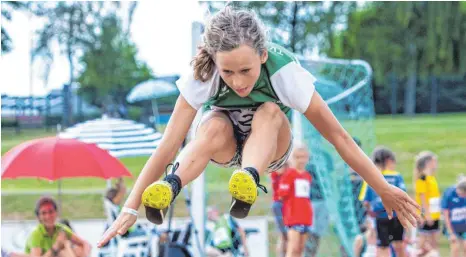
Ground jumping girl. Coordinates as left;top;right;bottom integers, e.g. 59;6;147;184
98;6;420;248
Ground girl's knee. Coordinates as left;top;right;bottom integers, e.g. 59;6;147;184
198;117;233;145
254;102;285;126
258;101;281;113
286;239;302;255
289;245;302;256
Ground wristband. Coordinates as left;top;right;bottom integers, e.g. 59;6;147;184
122;207;138;216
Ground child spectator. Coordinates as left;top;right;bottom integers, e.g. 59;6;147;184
441;175;466;257
359;146;407;257
413;151;441;252
278;143;313;257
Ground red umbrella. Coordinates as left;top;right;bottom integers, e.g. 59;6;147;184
2;137;132;180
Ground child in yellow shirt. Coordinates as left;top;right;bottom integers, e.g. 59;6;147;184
414;151;441;253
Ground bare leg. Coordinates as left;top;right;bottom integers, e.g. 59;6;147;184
376;247;390;257
429;231;440;251
228;103;291;218
241;102;292;174
286;230;302;257
59;241;76;257
72;245;85;257
450;239;460;257
462;239;466;257
174;112;237;186
143;112;237;224
418;233;431;254
299;233;308;257
277;234;288;257
392;241;406;257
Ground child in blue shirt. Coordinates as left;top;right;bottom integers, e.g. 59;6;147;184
441;176;466;257
359;146;407;257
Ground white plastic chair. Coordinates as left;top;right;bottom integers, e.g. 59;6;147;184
101;197;157;257
117;234;151;257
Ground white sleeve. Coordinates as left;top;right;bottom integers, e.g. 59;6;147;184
270;62;317;113
175;70;218;110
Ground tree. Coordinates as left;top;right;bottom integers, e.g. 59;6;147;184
203;1;356;55
1;1;27;53
327;2;466;114
77;14;153;108
29;2;120;87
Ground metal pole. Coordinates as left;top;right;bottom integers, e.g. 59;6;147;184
163;203;176;257
57;180;62;212
190;21;206;257
151;99;159;128
430;76;438;115
28;12;34;117
183;185;205;256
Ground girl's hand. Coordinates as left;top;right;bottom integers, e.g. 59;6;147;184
379;185;421;228
425;216;434;226
449;233;457;243
97;211;137;248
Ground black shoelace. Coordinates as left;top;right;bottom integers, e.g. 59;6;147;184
245;168;268;194
163;162;181;202
165;162;179;177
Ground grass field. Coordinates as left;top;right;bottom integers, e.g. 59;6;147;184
3;113;465;192
2;113;465;256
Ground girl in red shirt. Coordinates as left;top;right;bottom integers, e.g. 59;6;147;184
278;144;313;257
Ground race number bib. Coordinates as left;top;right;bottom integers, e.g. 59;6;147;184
451;207;466;222
213;227;230;245
429;197;440;213
294;179;310;198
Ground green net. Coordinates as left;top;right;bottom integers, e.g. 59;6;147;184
292;57;376;257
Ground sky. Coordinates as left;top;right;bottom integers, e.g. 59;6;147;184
0;1;205;97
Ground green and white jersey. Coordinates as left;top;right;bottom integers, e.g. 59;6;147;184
176;43;316;115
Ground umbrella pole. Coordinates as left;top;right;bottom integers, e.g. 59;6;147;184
151;99;159;128
57;179;62;212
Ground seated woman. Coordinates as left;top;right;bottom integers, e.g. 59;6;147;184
25;197;91;257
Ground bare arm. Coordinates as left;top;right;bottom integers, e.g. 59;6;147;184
96;100;197;248
238;227;249;256
353;235;363;257
30;248;44;257
443;209;455;234
30;247;57;257
420;193;430;219
125;95;197;209
70;233;92;255
303;92;421;227
303;92;390;194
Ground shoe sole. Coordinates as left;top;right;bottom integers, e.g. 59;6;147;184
142;181;172;224
228;170;257;218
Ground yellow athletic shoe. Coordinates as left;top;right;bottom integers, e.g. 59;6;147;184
142;181;173;225
228;168;267;218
